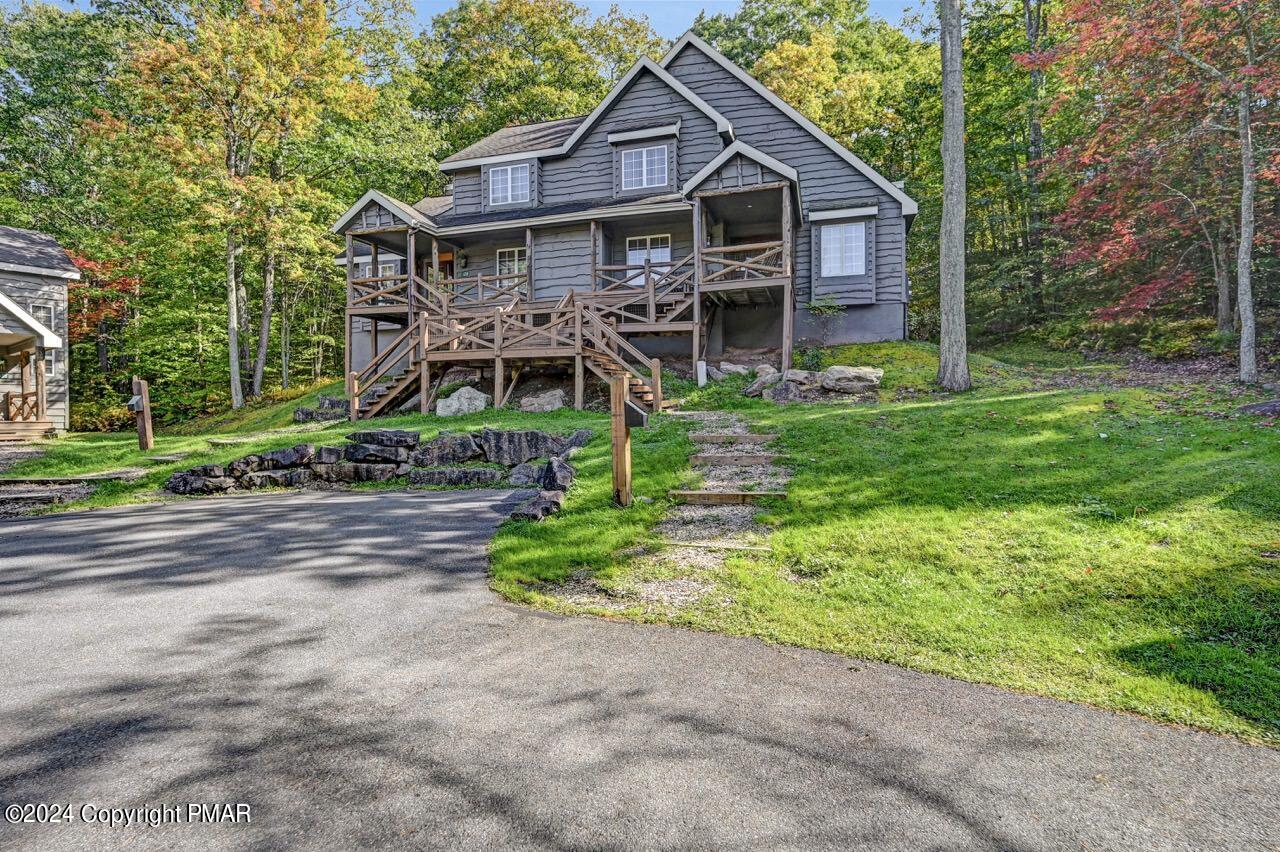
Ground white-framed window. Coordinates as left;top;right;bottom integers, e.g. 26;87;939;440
489;163;531;205
496;247;528;276
378;262;397;279
29;303;56;377
620;145;668;190
625;234;671;275
820;222;867;277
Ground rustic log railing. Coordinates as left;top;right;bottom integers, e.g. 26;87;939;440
349;274;411;308
701;240;786;285
589;253;695;324
579;305;662;408
2;390;40;421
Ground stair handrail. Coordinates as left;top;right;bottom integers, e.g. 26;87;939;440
580;304;660;391
350;321;420;395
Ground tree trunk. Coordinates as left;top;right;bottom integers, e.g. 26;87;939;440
1022;0;1045;315
1235;86;1257;382
252;249;275;397
1214;228;1233;334
226;230;245;408
938;0;972;391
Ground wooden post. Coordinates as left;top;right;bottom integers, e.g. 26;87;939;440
345;234;355;401
419;313;430;414
431;237;440;280
18;351;30;402
574;356;584;410
406;229;417;315
131;375;154;451
349;371;360;421
493;306;504;408
651;358;662;412
589;219;599;290
610;375;632;507
781;185;794;372
34;354;46;420
525;226;534;297
691;197;704;382
645;258;655;320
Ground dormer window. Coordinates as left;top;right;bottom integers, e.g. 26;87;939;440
621;145;668;190
489;163;530;205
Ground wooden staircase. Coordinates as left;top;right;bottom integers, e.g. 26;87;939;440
0;420;55;442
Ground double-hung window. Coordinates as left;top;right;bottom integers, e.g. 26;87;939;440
625;235;671;277
489;163;530;205
30;303;56;377
496;247;528;294
620;145;668;191
820;222;867;278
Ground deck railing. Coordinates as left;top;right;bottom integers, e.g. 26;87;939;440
2;390;40;422
589;252;695;324
701;240;786;285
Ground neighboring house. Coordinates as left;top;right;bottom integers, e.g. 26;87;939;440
332;31;916;419
0;226;75;438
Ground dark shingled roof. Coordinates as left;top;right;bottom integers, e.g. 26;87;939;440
0;225;78;275
440;115;586;165
413;195;454;220
430;192;680;229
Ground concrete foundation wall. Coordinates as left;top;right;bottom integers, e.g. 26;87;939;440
794;302;906;346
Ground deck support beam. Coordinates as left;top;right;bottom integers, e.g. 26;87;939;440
691;196;704;384
574;355;584;410
781;185;794;372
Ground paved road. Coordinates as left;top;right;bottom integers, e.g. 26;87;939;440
0;492;1276;851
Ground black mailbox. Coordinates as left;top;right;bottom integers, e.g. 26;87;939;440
126;394;144;413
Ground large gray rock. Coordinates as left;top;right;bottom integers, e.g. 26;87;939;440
764;380;806;404
743;372;783;398
507;462;543;487
310;462;401;483
719;362;751;376
344;443;410;464
412;433;481;466
821;365;884;394
313;446;344;465
260;444;315;469
540;457;576;491
705;365;727;382
1238;399;1280;416
783;369;820;388
188;464;227;478
345;429;420;447
754;364;778;378
478;428;564;466
437;386;489;417
239;469;312;489
228;455;266;477
520;389;566;413
408;467;505;487
563;428;593;450
166;472;236;494
509;490;566;521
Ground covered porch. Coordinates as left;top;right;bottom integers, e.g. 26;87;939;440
0;293;58;440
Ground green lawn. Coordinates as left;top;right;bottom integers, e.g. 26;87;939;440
8;342;1278;745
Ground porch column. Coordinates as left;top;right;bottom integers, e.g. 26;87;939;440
406;229;417;315
525;226;534;297
781;186;794;371
35;353;46;421
691;196;704;383
589;220;599;290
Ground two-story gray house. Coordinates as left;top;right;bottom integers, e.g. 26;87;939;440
333;32;916;419
0;226;74;438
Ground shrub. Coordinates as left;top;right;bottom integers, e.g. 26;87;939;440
70;398;133;432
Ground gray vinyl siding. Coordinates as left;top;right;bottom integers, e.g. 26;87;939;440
531;225;592;299
811;217;876;304
665;45;907;307
0;269;69;431
451;170;483;215
355;201;398;230
541;68;723;205
695;153;785;193
608;219;694;266
481;159;539;213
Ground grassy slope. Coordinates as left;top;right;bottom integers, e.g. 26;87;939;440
494;342;1280;746
8;342;1278;744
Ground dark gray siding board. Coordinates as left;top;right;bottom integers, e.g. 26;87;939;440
541;68;723;206
480;159;539;213
697;154;784;193
357;201;398;230
532;225;592;298
0;269;69;431
666;45;907;306
451;170;482;215
607;219;694;266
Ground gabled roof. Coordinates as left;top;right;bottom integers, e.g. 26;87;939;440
413;194;454;219
0;226;80;279
0;290;61;348
660;32;918;217
437;57;733;172
683;140;798;194
331;189;433;235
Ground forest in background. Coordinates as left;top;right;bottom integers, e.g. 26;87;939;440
0;0;1276;426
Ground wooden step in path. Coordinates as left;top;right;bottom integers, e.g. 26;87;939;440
667;411;788;506
689;453;778;466
688;433;777;444
668;489;786;505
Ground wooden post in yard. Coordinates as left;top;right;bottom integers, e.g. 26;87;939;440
493;306;504;409
610;375;632;507
131;375;154;451
691;197;704;383
781;185;794;372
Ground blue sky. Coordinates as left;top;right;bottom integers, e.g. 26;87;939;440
9;0;921;37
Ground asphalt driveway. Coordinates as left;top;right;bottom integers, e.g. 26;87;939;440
0;491;1276;851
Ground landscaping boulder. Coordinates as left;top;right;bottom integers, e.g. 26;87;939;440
1238;399;1280;417
719;362;751;376
228;455;266;477
540;456;576;491
166;471;236;495
411;433;481;466
563;428;593;450
344;443;411;464
294;395;348;423
260;443;315;469
743;372;782;397
240;469;312;489
188;464;227;478
820;365;883;394
478;428;564;466
507;462;543;487
509;489;566;521
310;462;401;483
520;389;566;413
782;369;820;388
313;446;344;465
705;365;727;381
408;467;504;487
437;386;489;417
754;364;778;378
345;429;420;448
764;380;806;404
